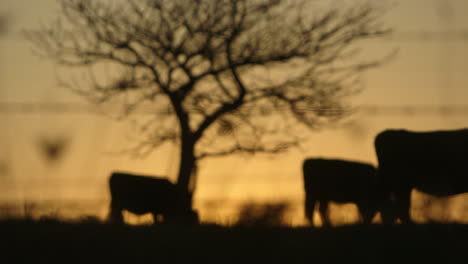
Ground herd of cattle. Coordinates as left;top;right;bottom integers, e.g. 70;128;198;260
107;128;468;226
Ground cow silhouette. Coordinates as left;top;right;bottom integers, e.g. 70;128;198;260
108;172;199;225
375;129;468;224
303;158;381;227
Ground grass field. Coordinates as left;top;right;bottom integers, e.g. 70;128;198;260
1;219;467;263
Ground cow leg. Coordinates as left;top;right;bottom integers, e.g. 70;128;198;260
108;200;124;224
381;206;394;225
380;190;397;225
357;202;371;225
394;188;412;224
305;194;317;227
152;212;163;225
318;201;331;227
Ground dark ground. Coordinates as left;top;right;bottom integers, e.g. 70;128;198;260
1;219;467;263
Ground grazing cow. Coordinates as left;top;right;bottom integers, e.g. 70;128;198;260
375;129;468;224
108;172;199;225
303;158;381;227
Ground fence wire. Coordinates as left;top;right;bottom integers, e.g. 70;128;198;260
2;102;468;117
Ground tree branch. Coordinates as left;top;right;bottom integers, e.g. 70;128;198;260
197;141;298;160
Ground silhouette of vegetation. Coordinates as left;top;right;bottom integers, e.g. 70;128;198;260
1;219;467;263
0;203;16;219
26;0;390;205
23;201;38;220
77;215;103;224
235;201;290;227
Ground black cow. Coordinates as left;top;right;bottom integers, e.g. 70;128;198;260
375;129;468;224
303;158;381;227
108;172;199;225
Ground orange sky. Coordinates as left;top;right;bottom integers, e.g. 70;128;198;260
1;0;468;225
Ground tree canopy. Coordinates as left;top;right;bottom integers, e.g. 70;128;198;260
26;0;390;193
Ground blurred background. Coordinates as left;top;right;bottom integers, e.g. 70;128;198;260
0;0;467;226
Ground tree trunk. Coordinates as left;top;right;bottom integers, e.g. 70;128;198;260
176;137;196;205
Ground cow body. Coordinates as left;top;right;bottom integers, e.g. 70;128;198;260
375;129;468;223
108;172;198;225
303;158;379;227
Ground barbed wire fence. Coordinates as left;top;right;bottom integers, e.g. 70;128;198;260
1;1;468;221
0;9;467;177
2;101;468;117
0;6;467;168
1;28;467;116
1;0;466;116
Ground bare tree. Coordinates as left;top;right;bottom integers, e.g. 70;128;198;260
26;0;390;202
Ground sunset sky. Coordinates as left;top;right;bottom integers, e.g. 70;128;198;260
1;0;468;225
